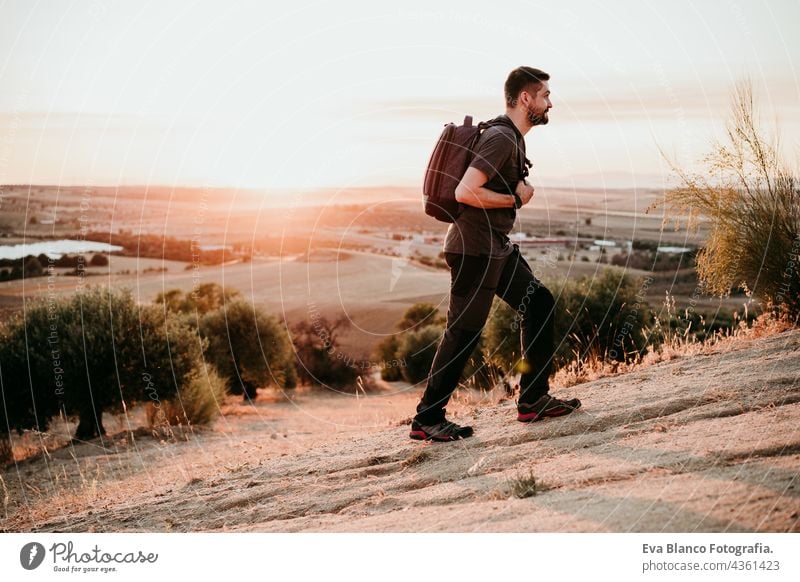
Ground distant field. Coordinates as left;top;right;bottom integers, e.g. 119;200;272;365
0;183;704;243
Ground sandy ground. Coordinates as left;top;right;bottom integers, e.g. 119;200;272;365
2;328;798;533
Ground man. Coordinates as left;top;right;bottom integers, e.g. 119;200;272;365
409;66;581;442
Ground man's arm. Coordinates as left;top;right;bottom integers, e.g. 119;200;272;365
455;168;535;209
455;167;515;209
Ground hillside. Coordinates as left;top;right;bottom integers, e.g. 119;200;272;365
3;329;799;533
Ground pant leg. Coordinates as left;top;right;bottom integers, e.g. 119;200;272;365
414;251;507;424
494;245;556;405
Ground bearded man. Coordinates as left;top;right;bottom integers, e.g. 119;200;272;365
410;66;582;442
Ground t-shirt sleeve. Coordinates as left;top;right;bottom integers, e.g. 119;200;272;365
468;129;515;182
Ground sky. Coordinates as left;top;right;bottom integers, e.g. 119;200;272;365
0;0;798;191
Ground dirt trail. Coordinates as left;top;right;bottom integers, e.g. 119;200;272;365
3;330;799;533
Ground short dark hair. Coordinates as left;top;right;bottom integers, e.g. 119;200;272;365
505;66;550;107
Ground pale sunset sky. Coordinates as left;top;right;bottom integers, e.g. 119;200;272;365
0;0;798;191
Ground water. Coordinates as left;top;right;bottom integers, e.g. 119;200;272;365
0;239;123;260
197;244;231;251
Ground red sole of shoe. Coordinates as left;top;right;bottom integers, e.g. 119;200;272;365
517;406;578;422
409;430;466;441
517;411;541;422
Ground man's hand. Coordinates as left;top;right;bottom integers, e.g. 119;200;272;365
456;167;524;209
515;181;535;206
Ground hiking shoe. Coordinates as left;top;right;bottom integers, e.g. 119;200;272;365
517;394;581;423
409;418;474;441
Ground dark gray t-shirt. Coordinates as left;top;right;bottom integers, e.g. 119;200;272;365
443;119;526;258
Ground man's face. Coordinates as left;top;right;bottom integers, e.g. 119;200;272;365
522;81;552;126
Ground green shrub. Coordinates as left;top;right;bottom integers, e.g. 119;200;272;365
0;286;203;440
23;256;43;277
156;283;240;317
397;324;443;384
200;300;295;399
482;299;522;374
552;269;651;364
289;314;362;389
373;303;447;381
374;335;403;381
395;302;445;332
148;366;228;428
54;254;83;268
480;270;651;371
90;253;109;266
379;302;505;389
609;249;691;271
282;359;298;389
0;309;63;439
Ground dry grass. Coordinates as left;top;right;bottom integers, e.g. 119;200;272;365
552;294;797;389
0;438;12;466
0;473;9;518
506;469;544;499
2;402;186;470
3;417;76;465
146;366;228;429
402;448;430;467
652;80;799;315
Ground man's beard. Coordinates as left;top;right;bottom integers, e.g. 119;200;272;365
526;104;549;126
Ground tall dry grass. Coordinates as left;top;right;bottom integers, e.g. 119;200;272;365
653;80;800;316
551;293;796;389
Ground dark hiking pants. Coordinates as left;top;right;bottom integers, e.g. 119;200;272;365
414;243;556;424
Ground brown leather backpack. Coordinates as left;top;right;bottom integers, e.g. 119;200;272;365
423;115;530;223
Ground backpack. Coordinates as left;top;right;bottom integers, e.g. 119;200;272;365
422;115;531;223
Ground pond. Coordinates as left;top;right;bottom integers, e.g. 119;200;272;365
0;239;123;260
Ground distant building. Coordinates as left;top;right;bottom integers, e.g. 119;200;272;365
657;246;692;254
512;233;571;247
587;239;616;252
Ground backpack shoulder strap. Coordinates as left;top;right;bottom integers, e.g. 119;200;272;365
475;118;532;181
